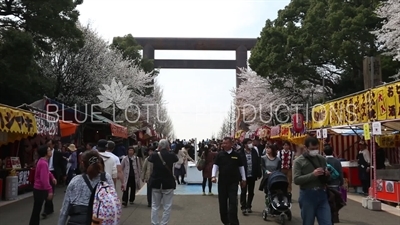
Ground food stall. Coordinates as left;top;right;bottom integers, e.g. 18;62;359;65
255;126;271;141
374;135;400;204
311;81;400;198
0;104;38;199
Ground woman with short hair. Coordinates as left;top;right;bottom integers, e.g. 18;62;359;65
29;145;56;225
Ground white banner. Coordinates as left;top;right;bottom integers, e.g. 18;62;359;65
33;110;59;137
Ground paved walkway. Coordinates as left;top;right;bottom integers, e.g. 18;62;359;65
0;182;399;225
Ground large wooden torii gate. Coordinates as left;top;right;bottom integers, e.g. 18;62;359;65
135;37;257;88
135;37;257;132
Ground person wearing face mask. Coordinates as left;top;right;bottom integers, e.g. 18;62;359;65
293;136;332;225
238;138;261;215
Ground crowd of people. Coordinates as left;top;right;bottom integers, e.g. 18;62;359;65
28;135;383;225
198;137;347;225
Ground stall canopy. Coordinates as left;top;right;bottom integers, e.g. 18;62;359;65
59;121;79;137
0;104;37;145
93;114;128;139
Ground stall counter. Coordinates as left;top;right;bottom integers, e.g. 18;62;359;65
373;168;400;204
341;161;362;188
373;179;400;204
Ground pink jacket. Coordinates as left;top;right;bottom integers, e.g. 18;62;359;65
33;158;54;194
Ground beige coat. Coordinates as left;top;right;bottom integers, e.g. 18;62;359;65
176;148;194;177
141;156;153;182
121;155;142;190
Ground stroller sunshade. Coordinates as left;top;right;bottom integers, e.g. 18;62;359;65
267;171;289;191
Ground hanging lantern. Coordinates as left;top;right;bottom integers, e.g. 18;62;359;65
291;113;304;133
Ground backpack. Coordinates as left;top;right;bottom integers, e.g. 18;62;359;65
84;173;122;225
326;163;340;180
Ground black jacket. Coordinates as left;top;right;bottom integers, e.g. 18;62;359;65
51;149;65;178
239;148;262;179
148;149;178;189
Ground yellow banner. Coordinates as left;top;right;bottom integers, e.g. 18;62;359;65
385;83;397;119
363;123;370;140
311;104;329;128
310;81;400;129
345;96;357;124
376;135;395;148
353;94;362;124
0;105;38;145
328;100;347;126
360;92;369;123
375;86;387;121
369;89;378;121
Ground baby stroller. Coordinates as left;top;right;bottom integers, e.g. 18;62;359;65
262;171;292;224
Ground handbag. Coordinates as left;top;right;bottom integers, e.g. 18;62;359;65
67;205;90;225
157;152;176;189
67;175;93;225
196;153;206;171
340;186;347;202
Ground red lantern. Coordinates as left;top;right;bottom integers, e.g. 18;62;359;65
291;113;304;133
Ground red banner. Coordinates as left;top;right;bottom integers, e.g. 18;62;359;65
110;123;128;138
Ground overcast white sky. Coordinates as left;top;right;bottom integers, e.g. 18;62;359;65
78;0;290;140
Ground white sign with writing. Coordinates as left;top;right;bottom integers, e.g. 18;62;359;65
316;129;322;138
372;122;382;135
33;111;59;137
322;129;328;138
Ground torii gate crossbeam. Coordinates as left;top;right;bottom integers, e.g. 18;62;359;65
135;37;257;87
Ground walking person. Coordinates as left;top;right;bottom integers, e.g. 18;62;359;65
293;136;332;225
148;139;178;225
58;151;115;225
277;141;294;200
259;144;281;192
174;145;194;185
142;147;155;207
42;140;64;218
238;138;261;214
29;145;56;225
97;139;118;186
212;137;246;225
65;144;78;185
324;145;344;223
105;141;125;187
136;141;147;166
201;145;217;195
121;146;141;206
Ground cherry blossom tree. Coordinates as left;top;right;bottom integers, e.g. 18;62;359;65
218;102;235;139
143;82;175;138
39;24;154;107
233;68;320;126
373;0;400;61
